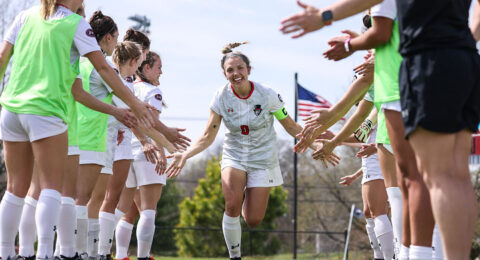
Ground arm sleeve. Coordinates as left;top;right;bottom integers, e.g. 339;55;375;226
209;89;222;115
73;18;101;56
269;89;285;113
4;10;28;45
371;0;397;20
145;89;164;113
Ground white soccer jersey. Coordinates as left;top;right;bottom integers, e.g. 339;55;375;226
131;81;164;160
210;81;285;169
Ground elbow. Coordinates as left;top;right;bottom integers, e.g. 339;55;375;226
375;32;391;45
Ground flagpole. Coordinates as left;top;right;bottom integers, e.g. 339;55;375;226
293;72;298;259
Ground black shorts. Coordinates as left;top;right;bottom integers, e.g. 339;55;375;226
399;48;480;137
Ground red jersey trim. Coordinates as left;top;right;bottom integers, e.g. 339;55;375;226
231;81;254;100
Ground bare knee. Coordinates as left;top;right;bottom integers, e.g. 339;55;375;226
244;215;263;228
224;200;242;217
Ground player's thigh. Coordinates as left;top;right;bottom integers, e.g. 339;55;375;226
362;180;388;217
377;144;398;188
139;184;163;211
243;187;271;227
221;167;247;212
62;155;79;198
3;140;34;196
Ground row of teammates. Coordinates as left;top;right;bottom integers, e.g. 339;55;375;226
0;1;342;260
0;1;192;260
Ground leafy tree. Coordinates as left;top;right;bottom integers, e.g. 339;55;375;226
175;157;287;257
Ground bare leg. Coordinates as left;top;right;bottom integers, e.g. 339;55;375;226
242;187;270;228
100;160;131;214
385;110;434;247
409;128;477;259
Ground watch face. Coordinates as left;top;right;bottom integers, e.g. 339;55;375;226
322;10;333;22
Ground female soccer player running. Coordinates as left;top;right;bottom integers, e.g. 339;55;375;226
166;42;339;260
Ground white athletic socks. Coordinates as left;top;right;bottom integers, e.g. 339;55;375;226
374;215;394;260
76;205;89;254
222;213;241;258
365;218;383;259
115;220;133;259
409;245;433;260
87;218;100;258
19;196;37;257
136;210;156;258
36;189;62;259
399;245;410;260
98;212;116;256
114;209;125;225
0;192;25;259
432;224;443;259
58;197;77;257
386;187;403;255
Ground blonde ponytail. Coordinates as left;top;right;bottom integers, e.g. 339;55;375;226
112;41;142;66
40;0;57;19
221;41;248;54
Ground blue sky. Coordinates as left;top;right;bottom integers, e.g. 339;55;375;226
84;0;367;146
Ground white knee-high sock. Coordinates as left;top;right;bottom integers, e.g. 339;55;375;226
374;215;394;260
409;245;432;260
19;196;37;257
36;189;62;259
115;220;133;259
54;234;61;257
365;218;383;259
58;197;77;257
399;245;409;260
0;192;25;259
114;209;125;226
432;224;443;260
136;210;156;258
76;205;88;255
98;212;116;256
87;218;99;258
222;213;241;258
386;187;402;255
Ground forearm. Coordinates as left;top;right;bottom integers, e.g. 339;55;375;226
350;29;389;52
331;100;374;146
329;0;382;22
142;127;176;154
472;0;480;41
329;77;372;124
73;83;117;116
183;135;215;159
352;168;363;179
0;42;13;82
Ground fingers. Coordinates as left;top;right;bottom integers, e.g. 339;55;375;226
296;0;307;9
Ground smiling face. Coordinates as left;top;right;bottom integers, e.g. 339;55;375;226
223;56;251;87
143;56;162;86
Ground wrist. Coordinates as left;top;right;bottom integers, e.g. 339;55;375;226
321;10;333;26
344;38;352;52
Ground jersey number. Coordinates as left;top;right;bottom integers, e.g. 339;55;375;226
241;125;250;135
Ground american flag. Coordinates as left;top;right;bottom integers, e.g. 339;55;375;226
297;84;332;118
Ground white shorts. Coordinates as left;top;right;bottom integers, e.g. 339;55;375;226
68;146;80;156
0;108;67;142
114;130;133;161
126;160;166;188
79;150;106;167
221;159;283;188
381;100;401;112
361;153;384;185
99;124;119;175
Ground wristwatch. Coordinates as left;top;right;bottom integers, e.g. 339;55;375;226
321;10;333;26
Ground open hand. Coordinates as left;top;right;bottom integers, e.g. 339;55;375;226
166;152;188;178
113;108;137;129
356;143;377;158
280;1;324;38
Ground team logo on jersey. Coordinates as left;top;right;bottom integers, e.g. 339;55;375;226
253;105;262;116
86;29;95;37
278;94;283;103
155;94;163;101
227;108;234;113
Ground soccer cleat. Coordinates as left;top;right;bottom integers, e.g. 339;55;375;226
75;253;89;260
17;256;36;260
230;258;241;260
97;255;111;260
60;254;79;260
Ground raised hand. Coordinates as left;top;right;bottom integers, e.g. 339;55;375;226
280;1;324;38
339;174;357;186
295;108;332;153
324;30;358;61
312;139;337;160
166;152;188;178
353;53;375;77
155;148;167;175
165;127;191;150
141;141;160;163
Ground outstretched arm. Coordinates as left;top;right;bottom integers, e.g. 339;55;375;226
166;109;222;177
471;0;480;41
280;0;383;38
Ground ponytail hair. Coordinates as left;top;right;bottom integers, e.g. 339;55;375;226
40;0;56;19
123;29;150;51
137;51;160;84
112;41;142;66
89;11;118;42
220;41;250;71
